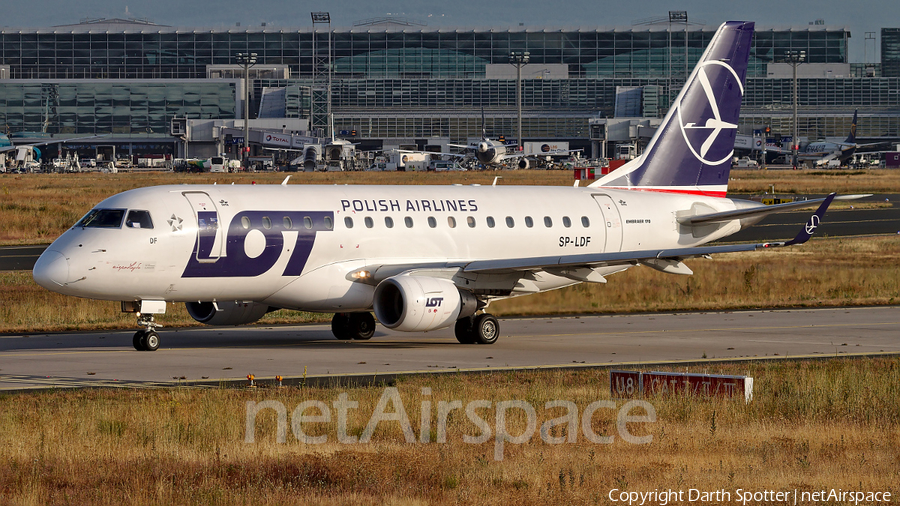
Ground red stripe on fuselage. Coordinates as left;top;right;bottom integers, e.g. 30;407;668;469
601;187;727;198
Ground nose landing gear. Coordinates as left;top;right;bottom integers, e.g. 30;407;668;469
133;313;163;351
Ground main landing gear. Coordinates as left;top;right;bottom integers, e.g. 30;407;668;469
331;312;376;340
330;311;500;344
454;313;500;345
133;313;162;351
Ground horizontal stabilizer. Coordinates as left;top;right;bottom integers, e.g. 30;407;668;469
678;194;869;226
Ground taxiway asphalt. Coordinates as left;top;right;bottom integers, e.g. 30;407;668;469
2;306;897;391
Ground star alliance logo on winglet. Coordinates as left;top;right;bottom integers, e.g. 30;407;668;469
805;214;820;235
676;60;744;166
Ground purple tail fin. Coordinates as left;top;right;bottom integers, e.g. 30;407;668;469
591;21;754;197
845;110;858;144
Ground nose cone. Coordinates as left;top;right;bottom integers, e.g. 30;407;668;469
33;250;69;290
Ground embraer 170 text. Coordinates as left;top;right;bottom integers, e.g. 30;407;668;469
33;21;861;351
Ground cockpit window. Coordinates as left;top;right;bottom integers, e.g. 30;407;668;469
75;209;126;228
125;210;154;229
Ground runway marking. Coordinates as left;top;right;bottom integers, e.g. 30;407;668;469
527;320;899;339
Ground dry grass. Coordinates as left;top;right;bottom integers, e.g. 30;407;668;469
2;235;898;334
727;168;900;194
1;169;898;245
1;358;898;504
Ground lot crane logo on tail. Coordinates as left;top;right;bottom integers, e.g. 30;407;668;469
677;60;743;166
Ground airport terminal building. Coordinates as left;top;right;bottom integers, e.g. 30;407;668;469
1;17;898;159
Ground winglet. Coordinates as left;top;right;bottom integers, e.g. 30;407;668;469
763;192;836;248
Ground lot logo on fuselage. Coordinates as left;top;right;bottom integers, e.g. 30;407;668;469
675;60;743;166
182;210;334;277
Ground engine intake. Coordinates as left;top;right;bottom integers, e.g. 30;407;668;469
302;145;319;171
185;301;273;326
517;158;531;170
373;276;478;332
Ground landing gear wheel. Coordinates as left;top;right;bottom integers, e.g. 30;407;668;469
454;317;475;344
348;312;376;340
133;330;147;351
143;331;160;351
472;313;499;345
331;313;353;340
133;312;163;351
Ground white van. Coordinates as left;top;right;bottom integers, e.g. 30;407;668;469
209;156;227;173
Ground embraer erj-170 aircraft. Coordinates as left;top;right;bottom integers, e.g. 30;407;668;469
33;21;859;351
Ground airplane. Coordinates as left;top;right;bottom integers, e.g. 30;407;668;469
32;21;863;352
767;110;886;167
1;132;107;171
0;133;46;170
446;110;581;170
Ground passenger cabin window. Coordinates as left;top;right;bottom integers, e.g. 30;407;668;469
525;216;534;228
486;216;495;228
365;217;374;229
344;217;354;229
543;216;552;227
283;216;293;229
405;217;414;228
76;209;126;228
505;216;515;228
563;216;572;228
448;217;457;228
428;217;437;228
304;216;313;229
262;216;273;229
324;216;334;230
467;217;476;228
582;216;590;227
125;210;153;229
385;217;394;228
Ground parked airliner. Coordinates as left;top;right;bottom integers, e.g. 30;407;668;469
33;21;858;351
447;111;580;169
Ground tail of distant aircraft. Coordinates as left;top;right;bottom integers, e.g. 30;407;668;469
590;21;754;197
845;109;858;144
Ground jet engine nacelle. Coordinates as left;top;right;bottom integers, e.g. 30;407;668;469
302;145;320;171
186;301;273;326
517;157;531;170
326;145;343;161
373;275;478;332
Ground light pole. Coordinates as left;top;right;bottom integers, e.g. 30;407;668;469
783;50;805;168
509;51;529;153
236;52;257;168
311;12;332;138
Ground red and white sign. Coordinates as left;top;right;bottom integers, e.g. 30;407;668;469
263;133;291;147
611;370;753;403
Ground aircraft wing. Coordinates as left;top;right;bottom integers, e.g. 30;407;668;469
360;193;841;284
395;149;470;159
497;149;583;162
0;135;108;154
462;193;837;275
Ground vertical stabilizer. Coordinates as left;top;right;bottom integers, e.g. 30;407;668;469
590;21;754;197
845;110;858;144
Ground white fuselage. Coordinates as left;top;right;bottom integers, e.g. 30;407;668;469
36;184;745;312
